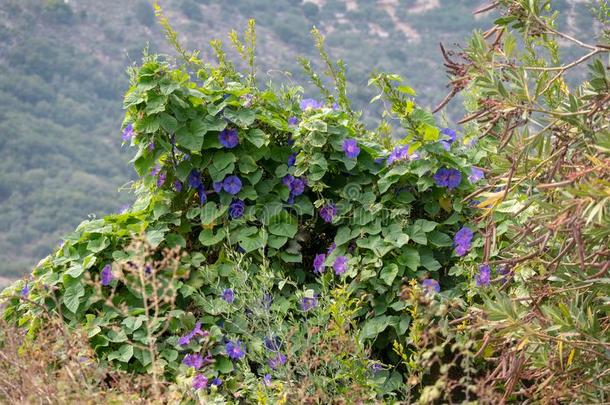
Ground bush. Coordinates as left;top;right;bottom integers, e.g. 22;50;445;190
1;16;484;401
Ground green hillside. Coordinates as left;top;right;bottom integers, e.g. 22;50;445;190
0;0;599;279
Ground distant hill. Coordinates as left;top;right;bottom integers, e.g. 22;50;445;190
0;0;600;279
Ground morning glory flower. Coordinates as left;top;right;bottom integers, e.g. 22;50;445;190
476;264;491;287
333;256;348;275
263;374;272;386
222;288;235;303
178;322;208;346
174;180;183;192
422;279;440;295
21;283;30;298
290;177;305;196
342;138;360;159
300;295;318;312
287;152;297;167
268;353;287;370
219;128;239;148
319;203;337;223
434;168;462;189
440;127;457;143
386;145;413;164
198;187;207;205
288;116;299;126
210;378;222;387
101;264;113;286
313;253;326;273
148;142;155;151
222;175;242;195
192;374;208;390
188;170;203;189
264;336;282;352
468;167;485;183
213;181;223;193
327;243;337;254
183;353;204;369
454;226;474;257
229;199;245;219
300;98;324;111
226;340;246;360
157;172;166;187
121;123;135;141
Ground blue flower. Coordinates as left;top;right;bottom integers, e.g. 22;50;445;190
210;377;222;387
268;353;287;369
440;127;457;143
422;279;440;295
219;128;239;148
300;98;324;110
300;295;318;311
20;283;30;298
213;181;223;193
192;374;208;390
342;138;360;159
263;374;272;386
183;353;204;369
174;180;183;192
178;322;207;346
121;123;135;141
229;199;245;219
222;288;235;303
188;170;203;189
101;264;113;286
454;226;473;256
290;177;305;196
476;264;491;287
333;256;348;275
468;167;485;183
386;145;413;164
222;175;242;195
287;152;297;167
198;187;207;205
264;336;282;352
226;340;246;360
434;168;462;189
319;203;337;223
288;116;299;126
313;253;326;273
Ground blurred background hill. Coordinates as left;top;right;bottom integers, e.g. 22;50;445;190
0;0;599;280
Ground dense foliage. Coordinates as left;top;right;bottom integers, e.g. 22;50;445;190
3;0;600;279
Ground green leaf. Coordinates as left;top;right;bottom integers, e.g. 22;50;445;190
159;113;178;132
245;128;267;148
360;315;392;340
199;229;225;246
216;357;234;373
398;247;420;271
108;344;134;363
269;212;298;238
224;108;256;127
63;283;85;313
380;263;399;286
145;94;167;115
87;236;109;253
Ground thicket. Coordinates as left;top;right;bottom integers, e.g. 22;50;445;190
1;0;609;403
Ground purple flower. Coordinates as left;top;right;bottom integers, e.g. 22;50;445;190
226;340;246;360
268;353;286;369
213;181;223;193
222;288;235;303
178;322;208;346
229;199;245;219
434;168;462;190
468;167;485;183
454;226;474;256
198;187;207;205
101;264;113;286
288;116;299;126
151;165;161;177
263;374;272;386
192;374;208;390
121;123;135;141
148;142;155;152
319;204;337;223
222;175;242;195
210;378;222;387
188;170;203;189
300;295;318;312
313;253;326;273
440;140;451;151
183;353;204;369
342;138;360;159
476;264;491;287
422;279;440;295
264;336;282;352
287;152;297;167
282;174;294;188
386;145;412;164
333;256;348;275
440;128;457;143
156;172;166;187
290;177;305;196
20;283;30;298
300;98;324;110
174;180;183;192
332;102;340;110
219;128;239;148
327;243;336;254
